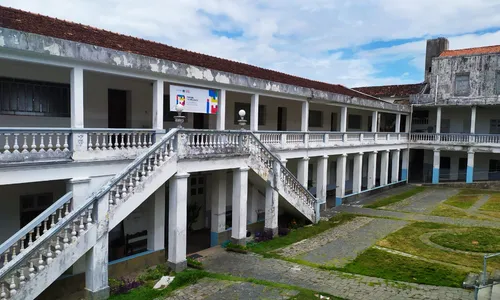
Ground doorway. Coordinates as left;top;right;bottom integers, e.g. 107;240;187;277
277;107;287;131
458;158;467;181
331;113;338;131
108;89;128;128
193;113;207;129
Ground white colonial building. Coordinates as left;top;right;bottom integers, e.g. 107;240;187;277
0;6;412;300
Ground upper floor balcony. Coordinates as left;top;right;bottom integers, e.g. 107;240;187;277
410;133;500;148
0;57;410;167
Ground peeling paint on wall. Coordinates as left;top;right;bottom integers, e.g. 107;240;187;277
43;43;61;56
0;36;4;47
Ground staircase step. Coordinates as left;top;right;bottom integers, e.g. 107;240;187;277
492;283;500;300
477;286;492;300
463;273;480;289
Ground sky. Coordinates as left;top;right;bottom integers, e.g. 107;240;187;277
3;0;500;88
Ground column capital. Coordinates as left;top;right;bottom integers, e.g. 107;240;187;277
372;151;378;154
321;155;329;159
239;167;250;172
468;150;475;155
357;152;363;156
392;149;401;153
280;159;288;164
69;177;91;184
341;153;348;157
175;173;190;179
433;148;440;153
300;157;310;161
385;149;390;153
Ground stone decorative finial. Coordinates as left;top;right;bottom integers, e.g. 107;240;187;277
238;109;247;129
174;104;185;128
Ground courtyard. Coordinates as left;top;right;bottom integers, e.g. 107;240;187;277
102;185;500;300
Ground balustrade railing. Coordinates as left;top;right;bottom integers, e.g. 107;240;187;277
246;133;316;211
411;133;500;145
257;131;407;149
0;129;179;299
0;128;158;164
83;130;155;151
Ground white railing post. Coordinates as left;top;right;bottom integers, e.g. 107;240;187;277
304;133;309;148
359;133;364;143
280;133;286;147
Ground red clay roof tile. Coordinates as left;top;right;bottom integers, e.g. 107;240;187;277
0;6;380;101
353;83;426;98
440;45;500;57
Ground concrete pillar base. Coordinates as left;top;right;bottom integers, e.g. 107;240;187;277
168;260;187;273
231;237;246;246
210;232;220;247
264;227;278;237
335;197;342;206
84;287;110;300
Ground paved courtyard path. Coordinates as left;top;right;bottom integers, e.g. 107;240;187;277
203;251;473;300
163;277;300;300
277;216;407;267
327;205;500;228
383;188;457;213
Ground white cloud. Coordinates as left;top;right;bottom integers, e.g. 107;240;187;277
3;0;500;87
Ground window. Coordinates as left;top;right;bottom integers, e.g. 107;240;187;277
490;119;500;134
454;74;470;96
0;77;70;117
163;95;188;122
234;102;266;125
348;114;362;130
20;193;53;227
308;110;323;127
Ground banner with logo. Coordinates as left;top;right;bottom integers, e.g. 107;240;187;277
169;85;218;114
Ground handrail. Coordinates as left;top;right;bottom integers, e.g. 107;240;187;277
482;252;500;286
248;131;317;207
0;128;179;280
0;192;72;257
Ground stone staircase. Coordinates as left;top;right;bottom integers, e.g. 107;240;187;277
0;129;318;299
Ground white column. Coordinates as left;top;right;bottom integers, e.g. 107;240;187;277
71;67;84;128
391;149;400;183
340;106;347;132
210;171;227;247
405;114;411;133
371;111;378;133
265;185;279;237
395;114;401;133
147;184;165;251
336;154;347;206
67;178;91;275
467;151;474;183
281;159;287;168
297;157;309;188
380;150;389;185
248;185;260;224
401;149;409;181
232;167;249;245
470;106;477;134
432;150;440;184
367;151;377;189
85;191;109;299
301;101;309;132
436;107;442;133
250;94;259;131
85;235;109;299
152;80;164;130
217;89;226;130
317;155;328;208
353;152;363;193
168;173;189;272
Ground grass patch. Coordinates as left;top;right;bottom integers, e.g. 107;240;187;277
430;204;491;220
365;186;426;209
341;248;467;287
443;195;481;209
247;213;356;254
109;269;208;300
429;228;500;253
458;189;500;195
480;195;500;212
110;268;343;300
376;222;500;271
